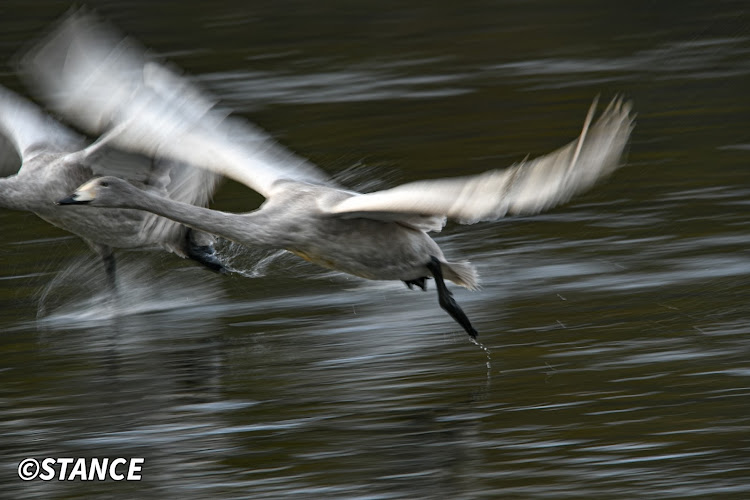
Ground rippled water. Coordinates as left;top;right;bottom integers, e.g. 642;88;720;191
1;1;749;498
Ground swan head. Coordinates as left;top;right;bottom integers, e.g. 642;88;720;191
57;176;134;207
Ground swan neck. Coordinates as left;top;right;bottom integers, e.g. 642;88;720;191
127;188;265;246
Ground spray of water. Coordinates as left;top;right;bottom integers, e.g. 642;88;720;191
216;241;289;278
34;253;226;329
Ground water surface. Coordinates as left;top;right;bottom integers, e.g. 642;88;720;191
1;1;749;498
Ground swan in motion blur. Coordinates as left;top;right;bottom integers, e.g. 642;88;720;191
0;84;226;289
27;12;634;337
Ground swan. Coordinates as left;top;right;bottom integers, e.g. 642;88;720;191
27;12;635;337
0;84;226;289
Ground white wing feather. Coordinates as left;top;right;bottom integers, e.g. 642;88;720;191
20;11;633;231
328;96;634;224
20;10;330;199
0;85;84;169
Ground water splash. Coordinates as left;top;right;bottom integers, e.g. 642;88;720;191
215;242;290;278
470;336;492;369
470;336;493;401
34;254;225;330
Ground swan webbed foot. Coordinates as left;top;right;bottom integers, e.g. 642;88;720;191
403;277;428;291
426;256;478;339
186;243;226;273
185;229;227;273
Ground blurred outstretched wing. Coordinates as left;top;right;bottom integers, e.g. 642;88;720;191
20;10;331;199
0;84;84;173
328;97;634;225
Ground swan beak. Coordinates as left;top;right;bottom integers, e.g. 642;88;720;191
58;179;99;205
57;191;92;205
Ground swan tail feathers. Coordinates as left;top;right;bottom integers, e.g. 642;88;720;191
442;260;480;290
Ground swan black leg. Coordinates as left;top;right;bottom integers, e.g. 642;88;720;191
426;256;478;339
403;277;427;291
89;242;118;294
101;251;118;293
185;229;226;273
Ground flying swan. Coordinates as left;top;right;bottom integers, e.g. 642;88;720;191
0;84;226;290
24;12;634;337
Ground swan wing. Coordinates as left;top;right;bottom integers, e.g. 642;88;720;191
20;10;331;198
334;210;447;232
0;85;84;173
328;97;634;224
0;83;213;253
0;82;216;208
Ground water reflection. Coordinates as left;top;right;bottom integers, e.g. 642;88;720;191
2;287;229;498
201;66;471;107
490;37;750;90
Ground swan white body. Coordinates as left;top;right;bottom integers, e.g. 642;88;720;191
28;12;635;335
63;177;478;287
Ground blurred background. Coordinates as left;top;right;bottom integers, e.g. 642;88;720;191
1;1;749;498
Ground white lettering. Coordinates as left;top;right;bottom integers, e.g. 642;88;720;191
88;458;108;481
109;458;126;481
22;457;144;481
127;458;144;480
57;458;73;480
68;458;87;480
39;458;56;481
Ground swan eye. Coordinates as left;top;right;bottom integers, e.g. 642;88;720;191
100;181;109;187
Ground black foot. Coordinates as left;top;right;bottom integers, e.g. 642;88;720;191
426;256;478;339
186;229;227;273
101;249;118;294
403;277;428;291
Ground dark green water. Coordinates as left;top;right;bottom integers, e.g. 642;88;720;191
1;1;749;498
